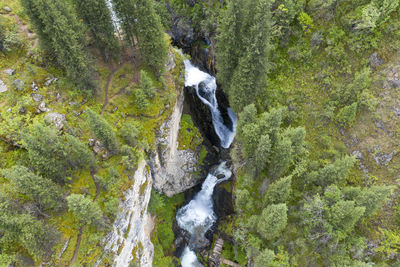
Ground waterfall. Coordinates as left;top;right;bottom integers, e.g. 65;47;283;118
106;0;120;30
184;60;237;149
176;162;232;267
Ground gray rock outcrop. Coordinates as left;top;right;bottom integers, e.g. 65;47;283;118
150;92;203;197
44;113;66;130
13;79;24;91
0;79;7;93
100;160;154;267
4;69;15;76
369;52;384;69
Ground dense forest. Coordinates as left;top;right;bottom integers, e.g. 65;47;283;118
0;0;399;266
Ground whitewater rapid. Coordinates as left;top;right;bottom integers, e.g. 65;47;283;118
184;60;237;149
176;162;232;266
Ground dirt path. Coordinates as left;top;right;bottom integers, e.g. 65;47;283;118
7;14;38;49
66;227;83;267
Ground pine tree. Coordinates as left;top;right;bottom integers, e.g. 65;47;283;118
22;123;94;182
86;108;119;153
216;0;242;92
140;70;156;98
257;203;288;240
2;166;63;211
229;0;273;112
132;0;169;73
67;194;103;227
112;0;136;47
254;249;275;267
263;176;292;205
112;0;168;73
21;0;95;89
73;0;120;59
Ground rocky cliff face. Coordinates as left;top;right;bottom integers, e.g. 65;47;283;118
100;160;154;267
150;90;206;197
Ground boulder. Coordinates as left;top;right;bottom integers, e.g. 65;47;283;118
0;79;7;93
13;79;24;91
4;69;15;76
2;6;11;13
369;52;384;69
38;102;50;113
44;113;66;130
31;81;39;91
31;93;43;102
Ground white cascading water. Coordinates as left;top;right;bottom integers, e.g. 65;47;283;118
176;162;232;266
184;60;237;149
106;0;120;30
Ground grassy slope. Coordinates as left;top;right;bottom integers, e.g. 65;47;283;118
0;0;188;265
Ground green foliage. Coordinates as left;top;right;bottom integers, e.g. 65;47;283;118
21;0;96;89
104;197;119;218
133;0;168;73
148;190;184;255
0;196;60;260
0;18;23;52
2;165;63;211
310;156;356;188
22;123;94;182
112;0;168;73
229;0;272;112
140;70;156;98
215;0;243;92
257;203;288;240
73;0;120;58
254;248;275;267
327;200;365;240
67;193;103;227
133;89;150;110
119;122;140;147
353;186;393;216
216;0;273;112
87;108;119;153
298;12;314;33
336;102;358;127
263;176;292;205
178;114;203;150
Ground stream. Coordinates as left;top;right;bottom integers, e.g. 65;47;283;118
176;60;237;266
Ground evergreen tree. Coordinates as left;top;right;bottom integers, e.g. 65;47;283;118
112;0;136;47
355;186;393;216
86;108;119;153
140;70;156;98
132;0;169;73
229;0;273;112
327;200;365;240
73;0;120;59
2;166;63;211
216;0;242;92
317;156;356;187
263;176;292;205
22;124;94;182
21;0;95;89
257;203;288;240
67;194;103;227
254;134;272;173
268;135;293;179
112;0;168;73
0;196;60;260
254;248;275;267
